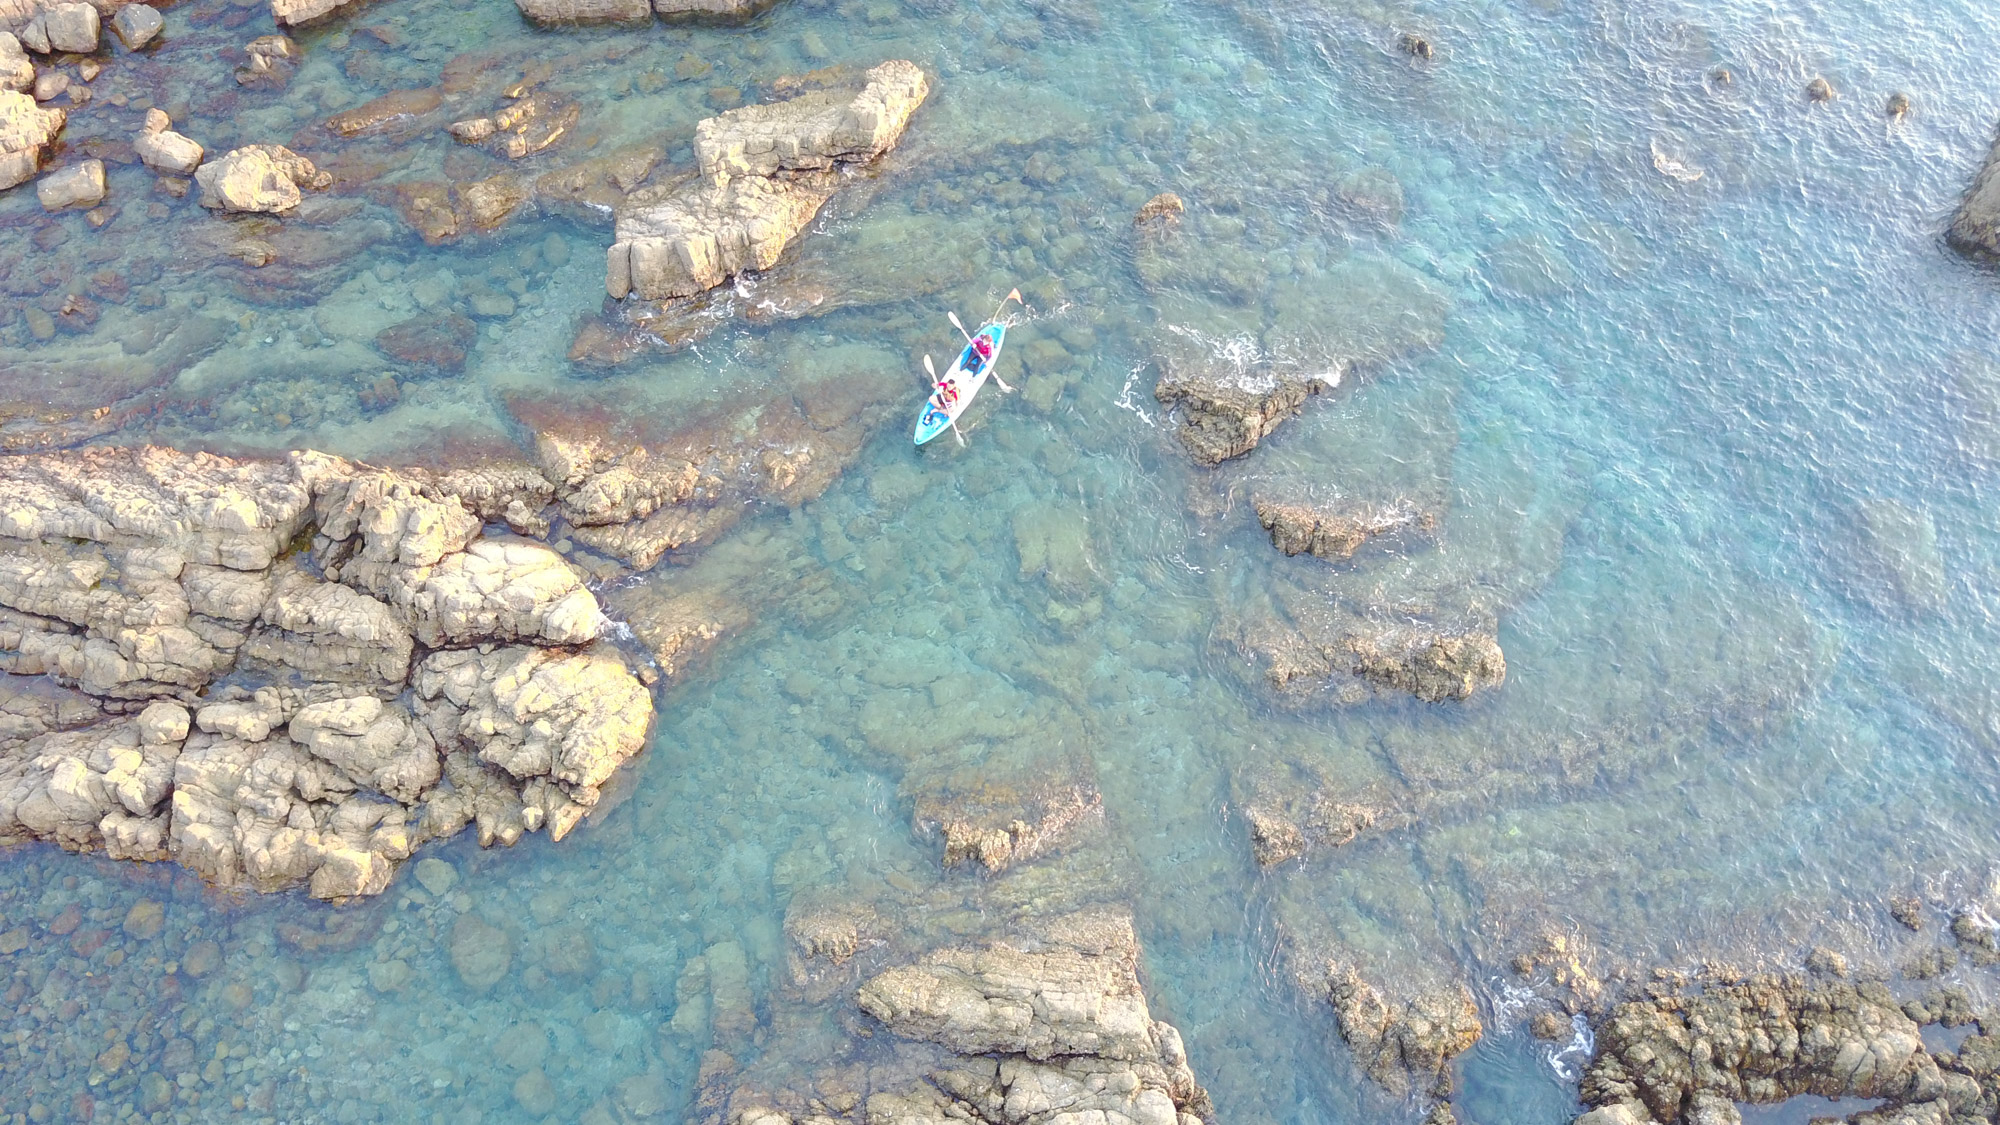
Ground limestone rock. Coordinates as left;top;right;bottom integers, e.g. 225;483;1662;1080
1952;125;2000;261
288;696;439;804
514;0;649;22
606;61;928;301
271;0;355;26
1348;628;1506;703
0;88;62;190
0;446;654;900
654;0;778;15
109;2;161;49
1256;496;1435;561
1326;968;1482;1099
35;157;100;210
1578;976;1942;1124
693;58;928;183
608;170;838;301
40;1;93;52
0;32;31;92
771;912;1216;1125
1153;354;1334;466
194;144;327;213
133;107;201;174
0;705;183;858
242;563;413;686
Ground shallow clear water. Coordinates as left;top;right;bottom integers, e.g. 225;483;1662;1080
6;0;2000;1119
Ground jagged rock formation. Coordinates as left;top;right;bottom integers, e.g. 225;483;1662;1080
0;446;653;900
1241;609;1506;705
1950;122;2000;260
605;60;928;301
1574;975;1973;1125
1153;355;1335;467
1256;495;1436;561
725;911;1214;1125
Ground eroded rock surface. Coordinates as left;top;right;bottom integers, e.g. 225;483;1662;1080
727;911;1213;1125
0;88;62;190
1950;124;2000;261
0;447;654;900
606;60;928;301
1576;976;1954;1125
195;144;329;213
1325;966;1482;1101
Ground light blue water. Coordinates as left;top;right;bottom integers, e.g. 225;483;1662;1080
5;0;2000;1120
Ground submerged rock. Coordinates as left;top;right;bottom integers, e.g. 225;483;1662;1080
653;0;780;16
195;144;329;213
606;60;928;301
108;2;160;49
34;157;100;210
0;447;654;900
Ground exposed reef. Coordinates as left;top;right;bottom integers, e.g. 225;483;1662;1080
605;60;928;302
0;446;655;899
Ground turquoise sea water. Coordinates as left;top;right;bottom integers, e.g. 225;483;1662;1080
6;0;2000;1119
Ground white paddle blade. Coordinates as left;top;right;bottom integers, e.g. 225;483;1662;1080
947;311;974;344
994;376;1014;393
923;354;936;378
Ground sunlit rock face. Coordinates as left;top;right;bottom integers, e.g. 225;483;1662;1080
0;446;653;900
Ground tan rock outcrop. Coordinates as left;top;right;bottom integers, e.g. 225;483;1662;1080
133;107;202;174
194;144;328;213
0;32;31;93
0;446;653;900
1577;976;1948;1125
0;88;61;190
39;1;93;52
1325;967;1482;1100
606;60;928;301
36;157;102;210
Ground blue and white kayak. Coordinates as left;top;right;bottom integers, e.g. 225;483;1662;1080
915;322;1007;445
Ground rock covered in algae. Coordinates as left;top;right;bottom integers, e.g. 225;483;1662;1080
0;446;654;900
514;0;650;22
194;144;329;213
271;0;358;26
1576;975;1947;1124
1153;352;1335;467
0;31;31;93
0;87;62;190
605;60;929;301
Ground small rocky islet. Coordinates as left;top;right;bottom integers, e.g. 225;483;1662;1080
3;0;2000;1122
